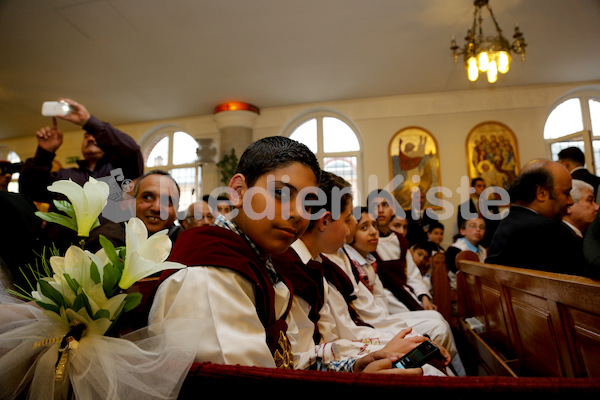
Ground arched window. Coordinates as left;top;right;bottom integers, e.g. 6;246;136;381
544;88;600;174
141;128;200;213
284;110;363;205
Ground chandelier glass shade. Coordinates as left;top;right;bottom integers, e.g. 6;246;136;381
451;0;526;83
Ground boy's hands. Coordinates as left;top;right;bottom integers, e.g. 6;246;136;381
354;351;422;375
380;327;452;366
421;296;438;311
381;327;426;354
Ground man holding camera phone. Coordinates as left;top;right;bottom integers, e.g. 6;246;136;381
19;98;143;204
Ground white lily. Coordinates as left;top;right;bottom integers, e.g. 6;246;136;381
86;247;110;283
83;283;128;320
119;218;185;289
50;246;95;291
47;177;109;237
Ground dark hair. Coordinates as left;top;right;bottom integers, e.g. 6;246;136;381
471;177;485;187
557;147;585;166
508;160;554;204
306;171;352;231
366;188;394;207
235;136;321;187
426;220;444;233
132;169;180;197
411;241;435;256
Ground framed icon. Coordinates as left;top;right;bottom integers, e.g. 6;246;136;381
466;121;519;190
388;127;441;210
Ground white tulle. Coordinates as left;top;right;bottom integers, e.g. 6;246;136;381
0;293;200;400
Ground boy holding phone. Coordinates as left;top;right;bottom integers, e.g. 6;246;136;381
149;137;417;373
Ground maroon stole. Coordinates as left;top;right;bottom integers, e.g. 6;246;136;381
374;232;424;311
320;254;373;328
271;248;324;344
163;225;295;367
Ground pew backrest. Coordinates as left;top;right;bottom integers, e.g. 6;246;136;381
456;260;600;378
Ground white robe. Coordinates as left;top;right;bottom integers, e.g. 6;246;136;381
325;248;466;376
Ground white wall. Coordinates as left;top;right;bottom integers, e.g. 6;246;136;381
3;81;598;244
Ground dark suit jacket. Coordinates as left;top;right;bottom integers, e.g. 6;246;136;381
582;211;600;279
486;205;586;276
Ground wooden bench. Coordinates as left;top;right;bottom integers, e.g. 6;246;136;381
456;258;600;378
430;252;455;327
431;250;480;328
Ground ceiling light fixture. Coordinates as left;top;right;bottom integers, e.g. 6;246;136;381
450;0;526;83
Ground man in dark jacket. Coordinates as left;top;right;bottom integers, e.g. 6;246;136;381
558;146;600;204
486;159;586;276
19;98;143;204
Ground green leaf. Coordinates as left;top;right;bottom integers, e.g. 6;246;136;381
72;292;91;315
93;309;110;320
102;263;121;298
35;211;78;233
53;200;76;219
123;292;142;313
100;235;122;269
63;273;80;295
90;218;101;232
38;280;67;308
90;261;101;285
34;300;61;314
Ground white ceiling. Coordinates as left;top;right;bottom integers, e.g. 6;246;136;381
1;0;599;141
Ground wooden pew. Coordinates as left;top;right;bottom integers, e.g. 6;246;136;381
456;258;600;378
431;250;479;328
430;252;455;327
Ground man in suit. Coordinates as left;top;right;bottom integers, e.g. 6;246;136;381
558;147;600;203
486;159;586;276
562;179;598;239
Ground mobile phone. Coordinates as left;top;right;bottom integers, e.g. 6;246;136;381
392;340;441;369
41;101;75;117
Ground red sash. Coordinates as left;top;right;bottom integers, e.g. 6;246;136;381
164;225;294;366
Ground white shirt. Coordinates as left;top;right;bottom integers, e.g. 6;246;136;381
376;234;432;303
286;240;387;368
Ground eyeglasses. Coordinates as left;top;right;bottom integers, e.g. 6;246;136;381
466;223;486;230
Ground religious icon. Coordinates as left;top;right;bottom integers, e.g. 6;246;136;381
389;127;441;210
466;121;519;190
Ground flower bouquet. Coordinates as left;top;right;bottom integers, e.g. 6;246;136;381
0;177;198;400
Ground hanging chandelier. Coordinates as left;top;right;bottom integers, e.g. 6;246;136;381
450;0;526;83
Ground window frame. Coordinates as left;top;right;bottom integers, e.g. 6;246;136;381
282;108;364;204
139;125;201;213
544;88;600;174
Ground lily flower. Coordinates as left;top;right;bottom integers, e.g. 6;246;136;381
83;283;128;320
119;218;185;289
45;177;109;237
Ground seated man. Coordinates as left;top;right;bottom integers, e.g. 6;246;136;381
87;170;183;251
180;200;215;229
486;159;584;275
562;179;598;239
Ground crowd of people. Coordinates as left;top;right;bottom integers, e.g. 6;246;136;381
1;99;599;378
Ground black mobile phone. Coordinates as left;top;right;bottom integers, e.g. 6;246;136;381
392;340;440;369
